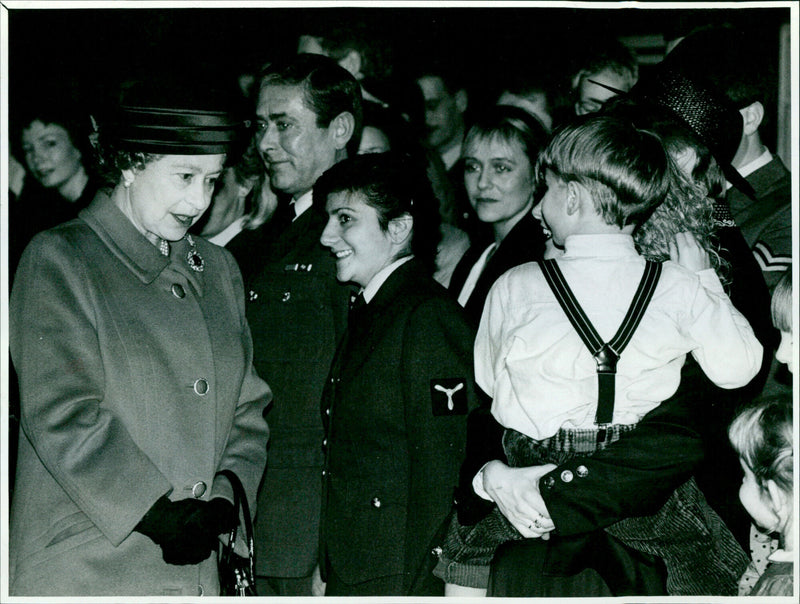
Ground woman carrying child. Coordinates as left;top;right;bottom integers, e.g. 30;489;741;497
434;114;762;596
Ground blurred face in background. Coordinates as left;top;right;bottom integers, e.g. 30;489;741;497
574;67;631;116
417;75;466;154
464;134;534;240
358;126;391;155
22;120;84;191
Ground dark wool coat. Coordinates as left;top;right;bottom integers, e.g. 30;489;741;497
320;260;477;595
9;192;270;596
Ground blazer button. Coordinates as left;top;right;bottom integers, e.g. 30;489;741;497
171;284;186;299
193;378;209;396
281;291;291;302
325;408;330;416
560;470;574;483
371;497;381;508
542;476;556;490
576;465;589;478
192;481;207;498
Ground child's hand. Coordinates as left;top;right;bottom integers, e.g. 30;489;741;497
669;231;711;272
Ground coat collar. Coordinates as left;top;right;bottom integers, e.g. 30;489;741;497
79;190;171;284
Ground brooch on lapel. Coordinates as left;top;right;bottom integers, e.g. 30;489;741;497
430;378;468;416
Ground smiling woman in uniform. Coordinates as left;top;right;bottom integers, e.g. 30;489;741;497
315;152;476;596
9;80;271;596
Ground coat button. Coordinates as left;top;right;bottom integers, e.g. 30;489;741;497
322;438;328;447
371;497;381;508
542;475;556;490
322;469;327;476
325;408;330;416
171;284;186;299
576;465;589;478
193;378;209;396
560;470;574;483
192;481;207;498
281;291;291;302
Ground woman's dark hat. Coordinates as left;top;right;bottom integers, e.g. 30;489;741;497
628;63;756;200
100;80;248;154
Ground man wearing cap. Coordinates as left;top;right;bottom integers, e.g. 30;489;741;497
665;25;791;292
226;54;361;597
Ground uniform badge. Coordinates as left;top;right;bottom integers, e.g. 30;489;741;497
430;378;468;416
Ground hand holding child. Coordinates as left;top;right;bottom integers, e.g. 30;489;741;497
668;231;711;272
482;461;557;539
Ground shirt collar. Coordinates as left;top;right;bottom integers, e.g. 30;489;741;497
563;234;638;258
292;189;314;220
726;148;772;189
362;255;414;303
441;142;463;171
768;549;795;563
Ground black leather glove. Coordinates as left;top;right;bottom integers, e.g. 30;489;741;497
135;496;234;565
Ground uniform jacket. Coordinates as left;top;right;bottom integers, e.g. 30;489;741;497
726;157;792;290
449;212;547;327
320;260;476;595
228;201;352;577
9;192;270;596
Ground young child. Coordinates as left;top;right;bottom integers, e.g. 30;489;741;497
735;268;795;596
728;394;794;597
435;115;763;596
772;270;794;375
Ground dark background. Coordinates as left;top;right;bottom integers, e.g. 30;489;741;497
7;4;790;111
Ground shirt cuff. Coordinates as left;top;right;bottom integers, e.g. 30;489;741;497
472;462;495;502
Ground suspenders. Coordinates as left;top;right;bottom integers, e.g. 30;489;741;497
538;259;663;427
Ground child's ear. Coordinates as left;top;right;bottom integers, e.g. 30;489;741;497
565;181;582;215
765;479;791;529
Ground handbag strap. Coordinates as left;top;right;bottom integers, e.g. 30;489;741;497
538;259;662;426
216;469;255;586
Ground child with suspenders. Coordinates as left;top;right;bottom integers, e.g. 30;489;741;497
435;115;763;596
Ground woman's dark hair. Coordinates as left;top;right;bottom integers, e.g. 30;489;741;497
464;104;550;172
12;93;94;166
314;152;441;274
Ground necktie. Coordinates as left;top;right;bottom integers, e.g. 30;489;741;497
348;292;366;321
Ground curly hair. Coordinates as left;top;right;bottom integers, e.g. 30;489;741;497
633;157;726;280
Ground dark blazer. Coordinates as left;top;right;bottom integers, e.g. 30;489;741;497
449;212;547;326
320;260;477;595
228;201;353;578
726;157;792;290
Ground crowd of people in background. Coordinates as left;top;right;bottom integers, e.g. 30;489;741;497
5;10;795;598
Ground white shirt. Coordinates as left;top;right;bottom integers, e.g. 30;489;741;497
292;190;314;220
441;142;463;171
476;233;763;441
726;148;772;189
457;242;498;307
362;256;414;303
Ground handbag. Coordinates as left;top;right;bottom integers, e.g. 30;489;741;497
216;469;257;596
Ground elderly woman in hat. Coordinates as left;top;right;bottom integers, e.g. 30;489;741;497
8;81;271;597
